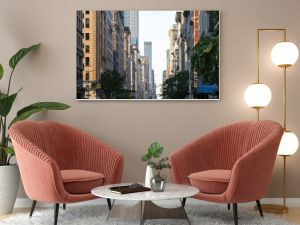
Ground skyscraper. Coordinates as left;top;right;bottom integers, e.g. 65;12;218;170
168;24;179;77
112;11;125;76
76;11;84;99
124;11;139;46
144;42;153;97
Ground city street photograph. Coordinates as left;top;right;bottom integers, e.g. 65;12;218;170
76;10;220;100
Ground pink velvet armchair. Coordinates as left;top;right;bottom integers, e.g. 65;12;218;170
9;120;124;225
169;120;283;225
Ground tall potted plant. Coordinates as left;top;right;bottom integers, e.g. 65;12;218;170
0;43;70;215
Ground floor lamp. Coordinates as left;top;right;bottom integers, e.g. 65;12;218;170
244;28;299;214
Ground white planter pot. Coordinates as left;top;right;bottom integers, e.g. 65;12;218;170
145;165;153;188
0;165;20;215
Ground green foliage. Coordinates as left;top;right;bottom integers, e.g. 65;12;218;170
148;157;171;171
0;93;18;117
141;142;171;171
191;34;219;85
141;142;164;162
2;147;15;156
0;43;70;166
9;43;41;69
161;71;189;99
99;70;134;99
0;64;3;80
9;102;70;128
207;11;219;33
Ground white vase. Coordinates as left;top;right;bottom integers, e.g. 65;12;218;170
145;165;153;188
0;165;20;215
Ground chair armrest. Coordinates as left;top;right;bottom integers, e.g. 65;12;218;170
225;131;283;203
75;132;124;185
11;139;67;203
169;131;219;184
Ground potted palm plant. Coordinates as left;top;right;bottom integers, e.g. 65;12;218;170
141;142;171;191
0;43;70;215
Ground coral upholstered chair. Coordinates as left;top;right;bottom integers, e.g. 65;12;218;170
169;120;283;225
9;121;124;225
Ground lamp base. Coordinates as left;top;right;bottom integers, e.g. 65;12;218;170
255;204;288;214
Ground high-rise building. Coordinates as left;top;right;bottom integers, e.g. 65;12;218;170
140;56;149;98
112;11;125;76
168;24;178;77
76;11;84;99
144;41;154;97
124;11;139;46
166;49;170;79
83;11;114;82
98;11;114;74
151;69;157;99
175;11;188;72
123;26;131;89
162;70;167;83
132;46;140;94
83;10;97;83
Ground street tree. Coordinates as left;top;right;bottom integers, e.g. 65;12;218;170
99;70;134;99
161;71;189;99
191;34;219;86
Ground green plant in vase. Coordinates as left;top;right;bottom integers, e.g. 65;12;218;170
141;142;171;191
0;43;70;214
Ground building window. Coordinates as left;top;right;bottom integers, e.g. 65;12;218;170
85;57;90;66
85;18;90;28
85;33;90;40
86;45;90;53
86;72;90;81
86;11;90;14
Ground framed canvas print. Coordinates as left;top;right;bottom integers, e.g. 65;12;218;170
76;10;220;100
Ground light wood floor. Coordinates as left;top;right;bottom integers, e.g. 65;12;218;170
1;207;300;224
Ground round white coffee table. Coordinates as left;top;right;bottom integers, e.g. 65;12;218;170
92;183;199;225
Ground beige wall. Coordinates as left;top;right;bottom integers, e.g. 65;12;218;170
1;0;300;198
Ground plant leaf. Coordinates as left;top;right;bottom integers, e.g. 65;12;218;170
0;64;3;80
17;102;70;116
9;43;41;69
147;142;164;158
0;92;18;116
0;92;8;99
2;146;15;156
9;102;70;128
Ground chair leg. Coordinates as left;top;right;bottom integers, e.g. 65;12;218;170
181;198;187;208
107;198;112;210
256;200;264;217
233;203;238;225
29;200;37;217
54;204;59;225
63;204;66;210
227;204;230;210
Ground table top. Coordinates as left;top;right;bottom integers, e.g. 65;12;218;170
91;183;199;201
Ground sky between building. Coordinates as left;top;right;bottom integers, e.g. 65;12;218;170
139;11;177;97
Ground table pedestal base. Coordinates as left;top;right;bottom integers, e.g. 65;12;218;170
107;200;191;225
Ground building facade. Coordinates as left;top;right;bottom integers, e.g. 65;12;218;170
140;56;149;98
123;26;131;90
124;11;139;46
144;41;156;98
76;11;84;98
83;10;97;83
168;24;178;77
112;11;125;76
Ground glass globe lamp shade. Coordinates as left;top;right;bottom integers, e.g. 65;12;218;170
244;83;272;109
271;42;299;67
277;131;299;156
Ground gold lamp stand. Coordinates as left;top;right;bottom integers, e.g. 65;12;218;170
258;155;289;214
254;28;290;214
